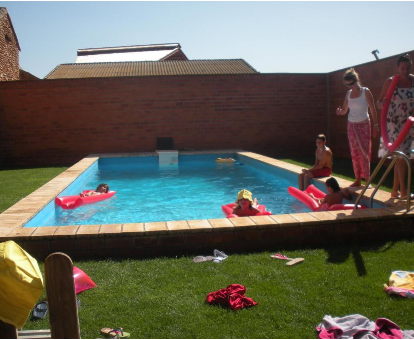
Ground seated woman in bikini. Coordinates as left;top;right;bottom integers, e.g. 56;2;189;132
309;177;351;209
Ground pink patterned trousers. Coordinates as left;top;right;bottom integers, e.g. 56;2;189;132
347;119;372;180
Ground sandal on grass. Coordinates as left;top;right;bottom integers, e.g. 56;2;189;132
31;300;48;320
213;249;228;259
193;256;214;263
100;327;130;339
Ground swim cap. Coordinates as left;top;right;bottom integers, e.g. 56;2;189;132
237;189;253;202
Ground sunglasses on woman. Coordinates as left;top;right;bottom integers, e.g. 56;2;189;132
345;80;356;87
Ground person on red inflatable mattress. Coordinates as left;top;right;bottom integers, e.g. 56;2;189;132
80;183;109;197
309;177;352;210
232;189;260;217
298;134;333;191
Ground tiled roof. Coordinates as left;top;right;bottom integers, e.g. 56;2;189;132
45;59;258;79
160;49;188;61
19;68;39;80
75;43;188;63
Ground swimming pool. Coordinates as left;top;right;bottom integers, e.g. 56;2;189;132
4;150;410;261
25;153;319;227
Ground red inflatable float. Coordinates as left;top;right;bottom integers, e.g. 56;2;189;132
222;203;272;218
55;190;116;210
73;266;97;294
381;74;414;152
288;185;365;211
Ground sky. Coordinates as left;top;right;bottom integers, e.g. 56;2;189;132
3;1;414;79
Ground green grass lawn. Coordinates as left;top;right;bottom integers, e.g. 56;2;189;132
2;157;414;338
25;243;414;338
0;166;68;214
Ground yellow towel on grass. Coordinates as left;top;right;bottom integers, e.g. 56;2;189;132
0;241;43;329
388;271;414;290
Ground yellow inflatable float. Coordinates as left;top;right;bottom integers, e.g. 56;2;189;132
215;157;235;163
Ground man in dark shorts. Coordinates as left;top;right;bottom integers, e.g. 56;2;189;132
298;134;333;191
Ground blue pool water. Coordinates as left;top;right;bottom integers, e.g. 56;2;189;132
26;154;340;227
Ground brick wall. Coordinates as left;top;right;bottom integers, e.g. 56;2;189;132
0;12;19;81
0;73;328;166
328;51;414;161
2;50;413;167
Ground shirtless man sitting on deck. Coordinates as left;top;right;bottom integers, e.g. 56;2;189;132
298;134;333;191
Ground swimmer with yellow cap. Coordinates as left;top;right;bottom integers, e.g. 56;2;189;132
232;189;260;217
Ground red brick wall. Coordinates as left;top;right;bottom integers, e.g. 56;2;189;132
1;50;413;167
0;13;19;81
0;73;328;166
328;50;414;161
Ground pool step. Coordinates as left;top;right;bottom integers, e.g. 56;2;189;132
157;150;178;166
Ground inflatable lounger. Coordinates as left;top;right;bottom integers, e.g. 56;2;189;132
288;185;365;211
55;190;116;210
216;158;236;163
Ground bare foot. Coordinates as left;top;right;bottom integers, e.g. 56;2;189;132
390;191;400;199
362;179;372;189
350;181;362;187
400;191;408;199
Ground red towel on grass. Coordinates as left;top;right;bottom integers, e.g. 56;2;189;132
206;284;258;310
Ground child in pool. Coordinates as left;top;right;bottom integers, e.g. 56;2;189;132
80;183;109;197
309;177;351;208
232;189;260;216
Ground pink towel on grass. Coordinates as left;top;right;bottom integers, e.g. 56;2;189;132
317;314;404;339
374;318;403;339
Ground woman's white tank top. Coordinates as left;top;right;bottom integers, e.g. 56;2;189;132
347;87;369;123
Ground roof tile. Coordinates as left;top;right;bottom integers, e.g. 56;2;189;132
45;59;258;79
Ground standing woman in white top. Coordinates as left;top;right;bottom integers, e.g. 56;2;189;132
336;68;379;187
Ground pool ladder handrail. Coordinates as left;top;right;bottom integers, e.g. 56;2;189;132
353;151;412;212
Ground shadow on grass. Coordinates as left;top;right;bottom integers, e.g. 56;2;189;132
324;246;372;276
323;239;403;277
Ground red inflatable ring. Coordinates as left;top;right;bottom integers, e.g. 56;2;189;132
381;75;414;152
222;203;272;218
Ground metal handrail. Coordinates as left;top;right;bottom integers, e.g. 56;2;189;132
354;151;412;212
